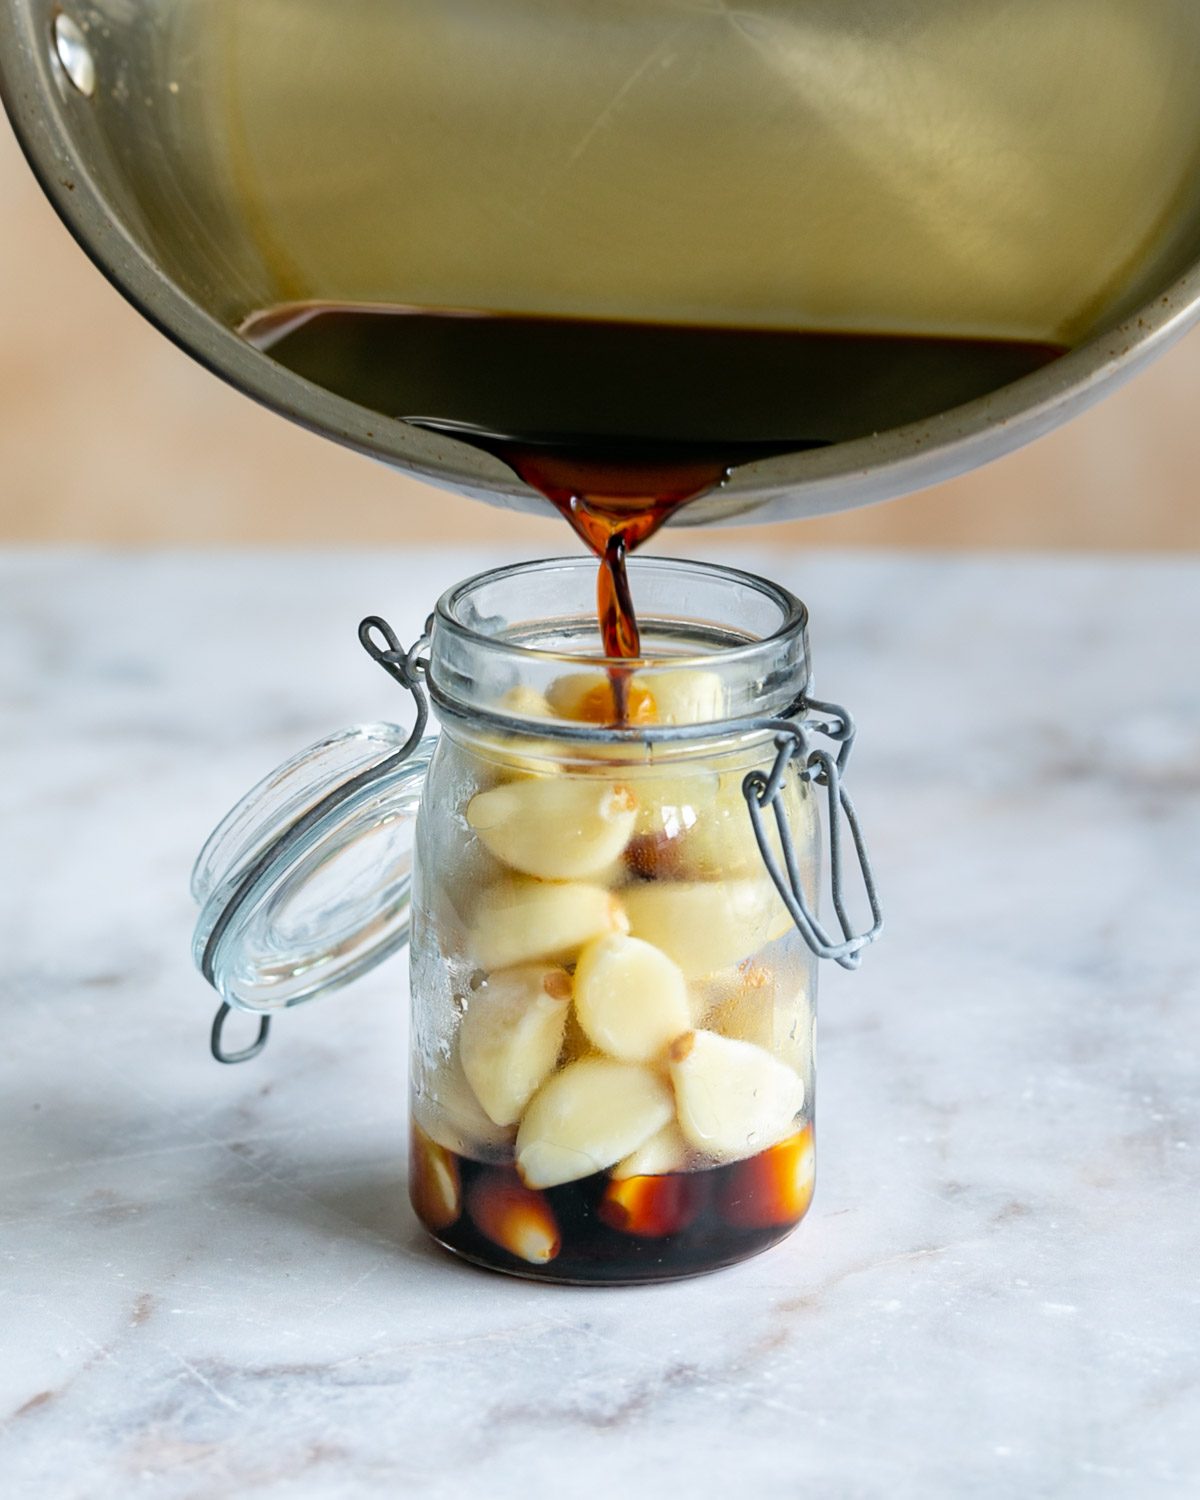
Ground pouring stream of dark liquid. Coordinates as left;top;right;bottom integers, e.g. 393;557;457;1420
242;303;1066;713
484;445;730;659
487;445;733;717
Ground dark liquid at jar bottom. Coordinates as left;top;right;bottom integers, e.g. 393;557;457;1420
245;303;1065;709
411;1130;815;1284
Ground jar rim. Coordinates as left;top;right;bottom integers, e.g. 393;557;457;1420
435;555;807;665
429;556;810;729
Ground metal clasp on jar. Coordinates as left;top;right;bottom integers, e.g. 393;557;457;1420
742;706;883;971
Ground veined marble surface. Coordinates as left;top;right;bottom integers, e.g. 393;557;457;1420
1;549;1198;1499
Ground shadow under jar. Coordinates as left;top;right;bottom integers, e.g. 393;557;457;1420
192;557;880;1285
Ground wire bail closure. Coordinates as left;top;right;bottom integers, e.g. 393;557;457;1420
208;613;882;1063
742;701;883;971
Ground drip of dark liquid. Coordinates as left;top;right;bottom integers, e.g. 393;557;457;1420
244;304;1066;706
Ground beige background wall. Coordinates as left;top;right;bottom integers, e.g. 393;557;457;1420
2;121;1197;551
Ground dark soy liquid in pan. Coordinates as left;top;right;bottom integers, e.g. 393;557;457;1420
244;304;1065;706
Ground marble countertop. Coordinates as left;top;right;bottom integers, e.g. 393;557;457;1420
2;548;1198;1499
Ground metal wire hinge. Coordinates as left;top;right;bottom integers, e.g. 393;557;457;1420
742;698;883;971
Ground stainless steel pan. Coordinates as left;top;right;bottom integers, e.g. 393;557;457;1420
4;1;1200;525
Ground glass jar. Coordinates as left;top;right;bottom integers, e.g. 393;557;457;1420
192;557;880;1284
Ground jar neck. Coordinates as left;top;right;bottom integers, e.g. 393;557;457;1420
441;714;788;777
427;556;810;734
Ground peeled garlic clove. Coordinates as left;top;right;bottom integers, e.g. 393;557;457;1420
469;878;629;970
545;672;606;720
625;769;719;880
703;948;812;1057
599;1171;708;1238
669;1030;805;1163
498;684;555;719
516;1058;674;1189
412;1044;517;1163
695;965;815;1073
679;772;769;879
648;669;725;726
546;671;657;726
408;1123;462;1232
698;963;777;1050
574;933;691;1063
624;880;792;978
687;771;817;881
631;767;814;883
611;1121;690;1180
719;1126;816;1229
422;761;509;938
457;728;565;788
632;769;719;837
466;1169;561;1264
459;965;572;1126
467;778;637;880
455;689;573;787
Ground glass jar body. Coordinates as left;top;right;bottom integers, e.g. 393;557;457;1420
189;557;873;1281
407;716;819;1284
